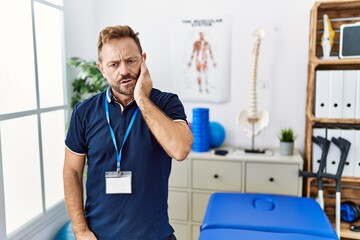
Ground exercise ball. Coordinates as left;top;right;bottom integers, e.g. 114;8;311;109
54;221;75;240
210;121;226;148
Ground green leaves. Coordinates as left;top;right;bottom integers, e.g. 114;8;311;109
278;128;296;142
67;57;107;108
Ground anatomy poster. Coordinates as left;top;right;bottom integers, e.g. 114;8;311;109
171;16;231;102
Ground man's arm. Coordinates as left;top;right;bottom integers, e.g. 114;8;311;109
63;148;97;239
134;57;193;161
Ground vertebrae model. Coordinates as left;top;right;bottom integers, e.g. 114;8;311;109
238;27;269;139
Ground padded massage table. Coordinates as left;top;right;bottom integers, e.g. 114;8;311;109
199;192;339;240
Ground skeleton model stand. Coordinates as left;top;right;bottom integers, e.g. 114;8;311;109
238;27;269;153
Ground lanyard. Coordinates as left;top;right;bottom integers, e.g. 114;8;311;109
104;94;139;173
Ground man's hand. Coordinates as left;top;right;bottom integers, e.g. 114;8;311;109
134;55;152;102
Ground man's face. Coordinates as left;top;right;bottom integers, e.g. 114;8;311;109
97;37;142;97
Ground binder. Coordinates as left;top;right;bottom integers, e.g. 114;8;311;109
341;129;355;177
315;70;330;118
342;70;357;119
312;128;327;173
356;71;360;119
354;130;360;177
326;129;342;174
329;70;344;119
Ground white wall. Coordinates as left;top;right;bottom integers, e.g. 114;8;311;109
64;0;96;60
65;0;316;154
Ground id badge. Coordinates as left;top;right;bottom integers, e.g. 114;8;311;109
105;171;132;194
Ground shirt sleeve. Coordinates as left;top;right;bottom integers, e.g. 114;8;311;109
154;91;188;123
65;105;87;155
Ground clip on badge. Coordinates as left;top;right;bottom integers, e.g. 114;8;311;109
105;171;132;194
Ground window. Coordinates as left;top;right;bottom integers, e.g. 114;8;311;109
0;0;67;239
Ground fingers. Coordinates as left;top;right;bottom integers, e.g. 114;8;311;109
141;60;148;75
141;52;147;68
135;53;152;99
140;53;149;76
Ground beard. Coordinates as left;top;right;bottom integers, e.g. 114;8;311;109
110;72;139;96
111;82;134;96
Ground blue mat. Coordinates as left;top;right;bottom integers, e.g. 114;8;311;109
200;192;338;240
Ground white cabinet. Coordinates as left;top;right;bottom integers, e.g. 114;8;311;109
168;191;188;221
169;148;303;240
192;160;242;191
245;162;300;195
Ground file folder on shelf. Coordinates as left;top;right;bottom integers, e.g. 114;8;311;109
315;70;330;118
329;70;343;119
342;70;357;119
341;129;355;177
356;71;360;119
354;130;360;177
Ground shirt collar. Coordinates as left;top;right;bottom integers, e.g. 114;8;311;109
106;86;136;107
106;86;113;103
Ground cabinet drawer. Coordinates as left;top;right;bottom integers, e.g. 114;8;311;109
192;159;242;191
192;192;212;222
168;191;188;221
192;224;201;240
245;162;300;196
169;159;188;188
171;222;190;240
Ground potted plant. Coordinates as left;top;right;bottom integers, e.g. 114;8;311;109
278;127;296;155
67;57;108;108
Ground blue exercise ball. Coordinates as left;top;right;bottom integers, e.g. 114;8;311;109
210;121;226;148
54;221;75;240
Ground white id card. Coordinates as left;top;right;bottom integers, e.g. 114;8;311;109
105;171;132;194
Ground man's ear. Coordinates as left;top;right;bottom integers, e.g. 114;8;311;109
96;61;105;76
142;53;147;61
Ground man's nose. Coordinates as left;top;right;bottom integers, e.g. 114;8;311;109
118;62;130;75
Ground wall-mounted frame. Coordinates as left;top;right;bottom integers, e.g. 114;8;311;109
171;16;232;103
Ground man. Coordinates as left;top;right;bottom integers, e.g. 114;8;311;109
188;31;216;93
63;25;193;240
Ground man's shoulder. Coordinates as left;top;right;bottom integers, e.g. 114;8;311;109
150;88;178;101
75;92;105;109
150;88;185;110
73;91;105;116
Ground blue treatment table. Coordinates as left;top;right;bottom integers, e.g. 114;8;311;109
199;192;339;240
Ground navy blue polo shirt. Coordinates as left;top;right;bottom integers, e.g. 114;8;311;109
65;87;188;240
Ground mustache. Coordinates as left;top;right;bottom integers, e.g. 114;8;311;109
120;73;137;81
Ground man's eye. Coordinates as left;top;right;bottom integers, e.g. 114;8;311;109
127;59;137;65
109;63;118;68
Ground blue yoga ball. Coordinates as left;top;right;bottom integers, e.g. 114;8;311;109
54;221;75;240
210;121;226;148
